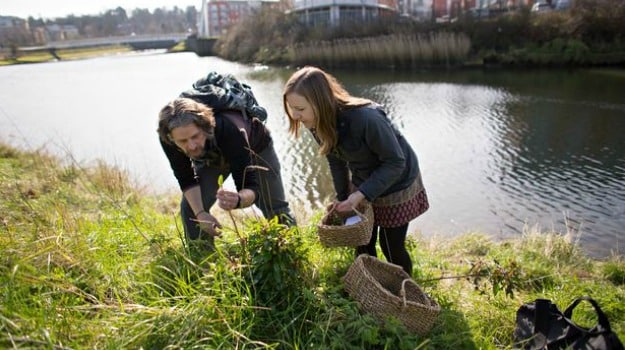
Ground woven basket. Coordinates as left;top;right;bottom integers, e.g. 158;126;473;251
343;254;440;335
317;202;374;248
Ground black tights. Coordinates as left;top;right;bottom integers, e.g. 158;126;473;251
355;224;412;276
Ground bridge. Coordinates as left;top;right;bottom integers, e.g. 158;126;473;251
21;33;189;52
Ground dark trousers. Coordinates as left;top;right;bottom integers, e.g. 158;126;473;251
356;223;412;276
181;142;296;242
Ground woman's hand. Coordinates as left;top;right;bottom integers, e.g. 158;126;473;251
334;191;365;213
192;211;222;237
216;188;240;211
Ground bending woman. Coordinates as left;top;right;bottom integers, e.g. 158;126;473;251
283;66;429;275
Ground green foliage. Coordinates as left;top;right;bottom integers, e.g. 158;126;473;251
467;258;524;297
244;221;310;307
1;143;624;349
603;257;625;286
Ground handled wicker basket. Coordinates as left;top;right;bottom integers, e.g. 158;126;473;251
343;254;441;335
317;201;374;248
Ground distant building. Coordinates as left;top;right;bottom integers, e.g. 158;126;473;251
0;16;31;46
431;0;534;19
0;16;28;30
405;0;433;21
32;27;47;44
45;24;80;41
289;0;399;27
198;0;270;37
432;0;448;17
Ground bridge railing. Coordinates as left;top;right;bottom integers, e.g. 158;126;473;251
44;33;189;49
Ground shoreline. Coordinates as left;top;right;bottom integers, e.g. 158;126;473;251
1;140;621;260
3;42;625;72
1;140;623;348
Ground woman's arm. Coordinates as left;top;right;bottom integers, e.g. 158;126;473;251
357;109;406;200
327;153;351;201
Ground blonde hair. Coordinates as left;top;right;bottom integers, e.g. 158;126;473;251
283;66;371;155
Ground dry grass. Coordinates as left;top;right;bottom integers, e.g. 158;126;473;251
291;32;471;68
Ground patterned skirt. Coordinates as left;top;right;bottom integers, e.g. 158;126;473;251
372;174;429;228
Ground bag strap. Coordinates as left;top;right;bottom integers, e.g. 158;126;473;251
531;299;582;349
563;296;613;333
533;299;555;338
221;110;251;145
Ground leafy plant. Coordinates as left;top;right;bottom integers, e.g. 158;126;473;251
467;258;524;297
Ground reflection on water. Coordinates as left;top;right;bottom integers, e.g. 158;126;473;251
273;68;625;258
493;93;625;255
1;53;623;257
371;70;623;257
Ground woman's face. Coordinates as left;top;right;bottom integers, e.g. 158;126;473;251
285;92;316;129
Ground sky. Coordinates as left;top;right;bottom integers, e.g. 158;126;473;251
1;0;199;19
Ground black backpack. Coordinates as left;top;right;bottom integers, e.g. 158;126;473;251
180;71;267;122
513;296;624;350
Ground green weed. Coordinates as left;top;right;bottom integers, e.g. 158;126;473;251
1;142;624;349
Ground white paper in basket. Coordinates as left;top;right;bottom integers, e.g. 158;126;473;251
344;215;362;226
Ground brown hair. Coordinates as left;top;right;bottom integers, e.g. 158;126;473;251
157;97;216;145
283;66;371;155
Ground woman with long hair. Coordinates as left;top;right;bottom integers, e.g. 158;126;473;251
283;66;429;275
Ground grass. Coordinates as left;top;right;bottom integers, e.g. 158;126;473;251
0;42;188;66
0;45;134;66
1;142;624;349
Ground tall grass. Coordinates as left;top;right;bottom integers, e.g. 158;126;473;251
291;32;471;69
1;142;624;349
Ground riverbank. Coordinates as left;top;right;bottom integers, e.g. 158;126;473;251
1;142;623;348
0;42;187;66
212;1;625;69
5;7;625;71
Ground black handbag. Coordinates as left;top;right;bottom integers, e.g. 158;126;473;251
513;296;624;350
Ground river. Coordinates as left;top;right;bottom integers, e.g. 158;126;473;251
1;50;624;258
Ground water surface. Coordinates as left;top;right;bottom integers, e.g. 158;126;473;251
1;51;623;257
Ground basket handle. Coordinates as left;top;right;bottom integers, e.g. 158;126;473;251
325;203;336;215
400;279;411;308
352;205;366;219
326;202;368;219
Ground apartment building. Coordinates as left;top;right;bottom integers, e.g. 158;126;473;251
289;0;400;27
198;0;269;37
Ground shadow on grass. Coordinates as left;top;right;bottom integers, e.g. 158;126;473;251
429;307;478;349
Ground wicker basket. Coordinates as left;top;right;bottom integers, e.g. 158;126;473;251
342;254;441;335
317;202;374;248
